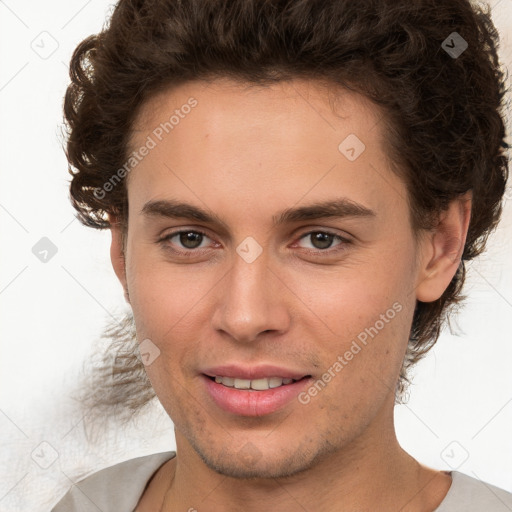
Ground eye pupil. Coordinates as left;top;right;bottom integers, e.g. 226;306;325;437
311;232;334;249
180;231;202;249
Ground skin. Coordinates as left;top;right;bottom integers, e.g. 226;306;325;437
110;78;471;511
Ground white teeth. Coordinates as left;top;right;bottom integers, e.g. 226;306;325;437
268;377;284;388
251;378;271;390
234;378;251;389
214;376;297;390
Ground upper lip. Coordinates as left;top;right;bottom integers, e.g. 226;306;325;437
202;364;309;380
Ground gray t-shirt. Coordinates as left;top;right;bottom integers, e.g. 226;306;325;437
51;451;512;511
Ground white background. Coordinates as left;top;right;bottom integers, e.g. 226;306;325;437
0;1;511;510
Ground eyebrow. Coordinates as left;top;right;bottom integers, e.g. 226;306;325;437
140;198;376;229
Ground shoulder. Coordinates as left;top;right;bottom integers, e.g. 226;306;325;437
51;451;176;512
435;471;512;511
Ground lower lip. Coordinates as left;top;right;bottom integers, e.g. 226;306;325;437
203;375;311;417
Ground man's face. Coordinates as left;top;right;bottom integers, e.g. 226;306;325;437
118;78;427;478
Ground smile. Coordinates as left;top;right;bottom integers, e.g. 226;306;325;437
203;373;312;416
212;376;297;390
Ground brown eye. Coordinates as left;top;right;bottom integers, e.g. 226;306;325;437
178;231;204;249
296;231;347;252
309;232;336;250
160;230;212;253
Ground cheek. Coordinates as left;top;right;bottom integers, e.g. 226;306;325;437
317;292;410;377
296;258;416;398
125;261;205;414
305;257;412;338
126;249;213;329
126;257;218;387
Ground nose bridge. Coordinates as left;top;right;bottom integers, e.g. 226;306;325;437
212;240;289;341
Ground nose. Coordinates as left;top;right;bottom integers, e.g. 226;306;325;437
211;246;291;344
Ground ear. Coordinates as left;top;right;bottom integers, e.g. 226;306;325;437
110;216;130;304
415;192;472;303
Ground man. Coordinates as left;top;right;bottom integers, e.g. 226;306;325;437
53;0;512;510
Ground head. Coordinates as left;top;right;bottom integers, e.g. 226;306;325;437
65;0;508;476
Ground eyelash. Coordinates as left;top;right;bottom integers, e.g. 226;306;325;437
158;229;351;257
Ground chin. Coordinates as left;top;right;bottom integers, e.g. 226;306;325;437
191;437;328;480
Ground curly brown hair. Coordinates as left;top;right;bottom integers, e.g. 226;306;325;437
64;0;509;432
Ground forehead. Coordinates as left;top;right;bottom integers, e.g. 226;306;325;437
126;78;407;224
131;77;383;152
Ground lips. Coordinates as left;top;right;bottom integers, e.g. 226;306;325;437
201;364;312;416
